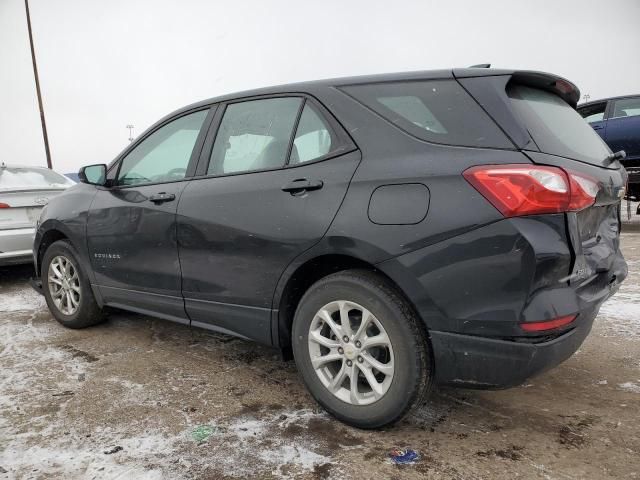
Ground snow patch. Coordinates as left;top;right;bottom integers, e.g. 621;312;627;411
597;282;640;337
618;381;640;394
0;287;46;312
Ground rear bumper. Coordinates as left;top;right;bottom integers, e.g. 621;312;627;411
430;305;599;388
376;213;627;389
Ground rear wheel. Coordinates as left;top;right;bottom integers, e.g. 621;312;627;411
292;269;432;428
41;240;105;328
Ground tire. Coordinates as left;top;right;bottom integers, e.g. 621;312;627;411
41;239;105;329
292;269;432;429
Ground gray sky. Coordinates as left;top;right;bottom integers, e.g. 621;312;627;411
1;0;639;173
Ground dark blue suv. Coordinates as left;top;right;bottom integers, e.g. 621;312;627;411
578;96;640;202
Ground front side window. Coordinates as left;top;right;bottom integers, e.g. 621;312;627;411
612;97;640;119
290;103;333;164
578;102;607;123
208;98;302;175
118;110;208;186
341;80;512;148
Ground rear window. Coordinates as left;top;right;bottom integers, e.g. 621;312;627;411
341;80;512;148
0;167;74;190
507;85;611;166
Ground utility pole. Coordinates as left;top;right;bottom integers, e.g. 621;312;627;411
583;94;591;103
126;124;135;142
25;0;52;169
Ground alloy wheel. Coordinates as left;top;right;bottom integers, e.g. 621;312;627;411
307;300;394;405
48;255;81;315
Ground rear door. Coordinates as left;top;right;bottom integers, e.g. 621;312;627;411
87;108;211;322
604;96;640;161
177;95;359;343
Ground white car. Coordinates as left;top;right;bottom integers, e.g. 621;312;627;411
0;163;75;266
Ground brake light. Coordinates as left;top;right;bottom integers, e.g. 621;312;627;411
521;314;577;332
463;164;599;217
0;202;9;208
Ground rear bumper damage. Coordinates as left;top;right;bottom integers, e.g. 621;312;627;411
430;303;600;389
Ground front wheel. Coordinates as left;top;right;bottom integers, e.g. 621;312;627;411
292;270;432;428
41;239;105;328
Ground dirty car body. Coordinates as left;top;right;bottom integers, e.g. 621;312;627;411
33;68;627;426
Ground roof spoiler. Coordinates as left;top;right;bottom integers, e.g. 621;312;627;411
510;71;581;108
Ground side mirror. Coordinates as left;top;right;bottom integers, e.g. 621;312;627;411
78;164;107;186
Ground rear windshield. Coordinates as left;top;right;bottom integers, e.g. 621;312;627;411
341;80;512;149
507;85;612;166
0;167;74;190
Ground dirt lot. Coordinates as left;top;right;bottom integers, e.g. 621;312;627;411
1;234;639;480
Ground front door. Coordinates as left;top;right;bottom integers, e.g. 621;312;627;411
87;109;210;322
177;97;359;343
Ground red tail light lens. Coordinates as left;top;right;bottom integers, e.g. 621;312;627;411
521;314;577;332
0;202;10;208
568;173;600;211
463;164;599;217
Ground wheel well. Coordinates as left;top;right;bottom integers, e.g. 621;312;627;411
36;230;68;276
277;254;422;349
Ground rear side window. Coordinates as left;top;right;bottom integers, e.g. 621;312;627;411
341;80;512;148
0;167;74;190
508;85;611;166
291;103;333;164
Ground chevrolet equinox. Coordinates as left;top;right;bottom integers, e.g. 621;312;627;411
32;68;628;428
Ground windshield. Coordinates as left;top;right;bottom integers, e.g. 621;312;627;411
0;167;75;190
507;85;612;167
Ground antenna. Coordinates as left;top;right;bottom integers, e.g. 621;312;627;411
469;63;491;68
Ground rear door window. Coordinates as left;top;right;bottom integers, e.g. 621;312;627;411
507;85;611;167
611;97;640;120
340;80;512;148
208;98;302;175
578;102;607;123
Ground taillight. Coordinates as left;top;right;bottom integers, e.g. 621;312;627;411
463;164;599;217
520;314;577;332
0;202;9;208
568;173;600;211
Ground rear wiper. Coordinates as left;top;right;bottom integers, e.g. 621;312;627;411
604;150;626;165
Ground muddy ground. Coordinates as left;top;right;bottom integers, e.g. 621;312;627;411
1;233;639;480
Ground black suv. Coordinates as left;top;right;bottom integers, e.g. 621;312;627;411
33;68;627;428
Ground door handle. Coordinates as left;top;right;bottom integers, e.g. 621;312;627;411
281;179;324;195
592;125;604;130
149;192;176;204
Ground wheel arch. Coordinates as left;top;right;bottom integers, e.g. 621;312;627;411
274;253;429;353
36;228;71;277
